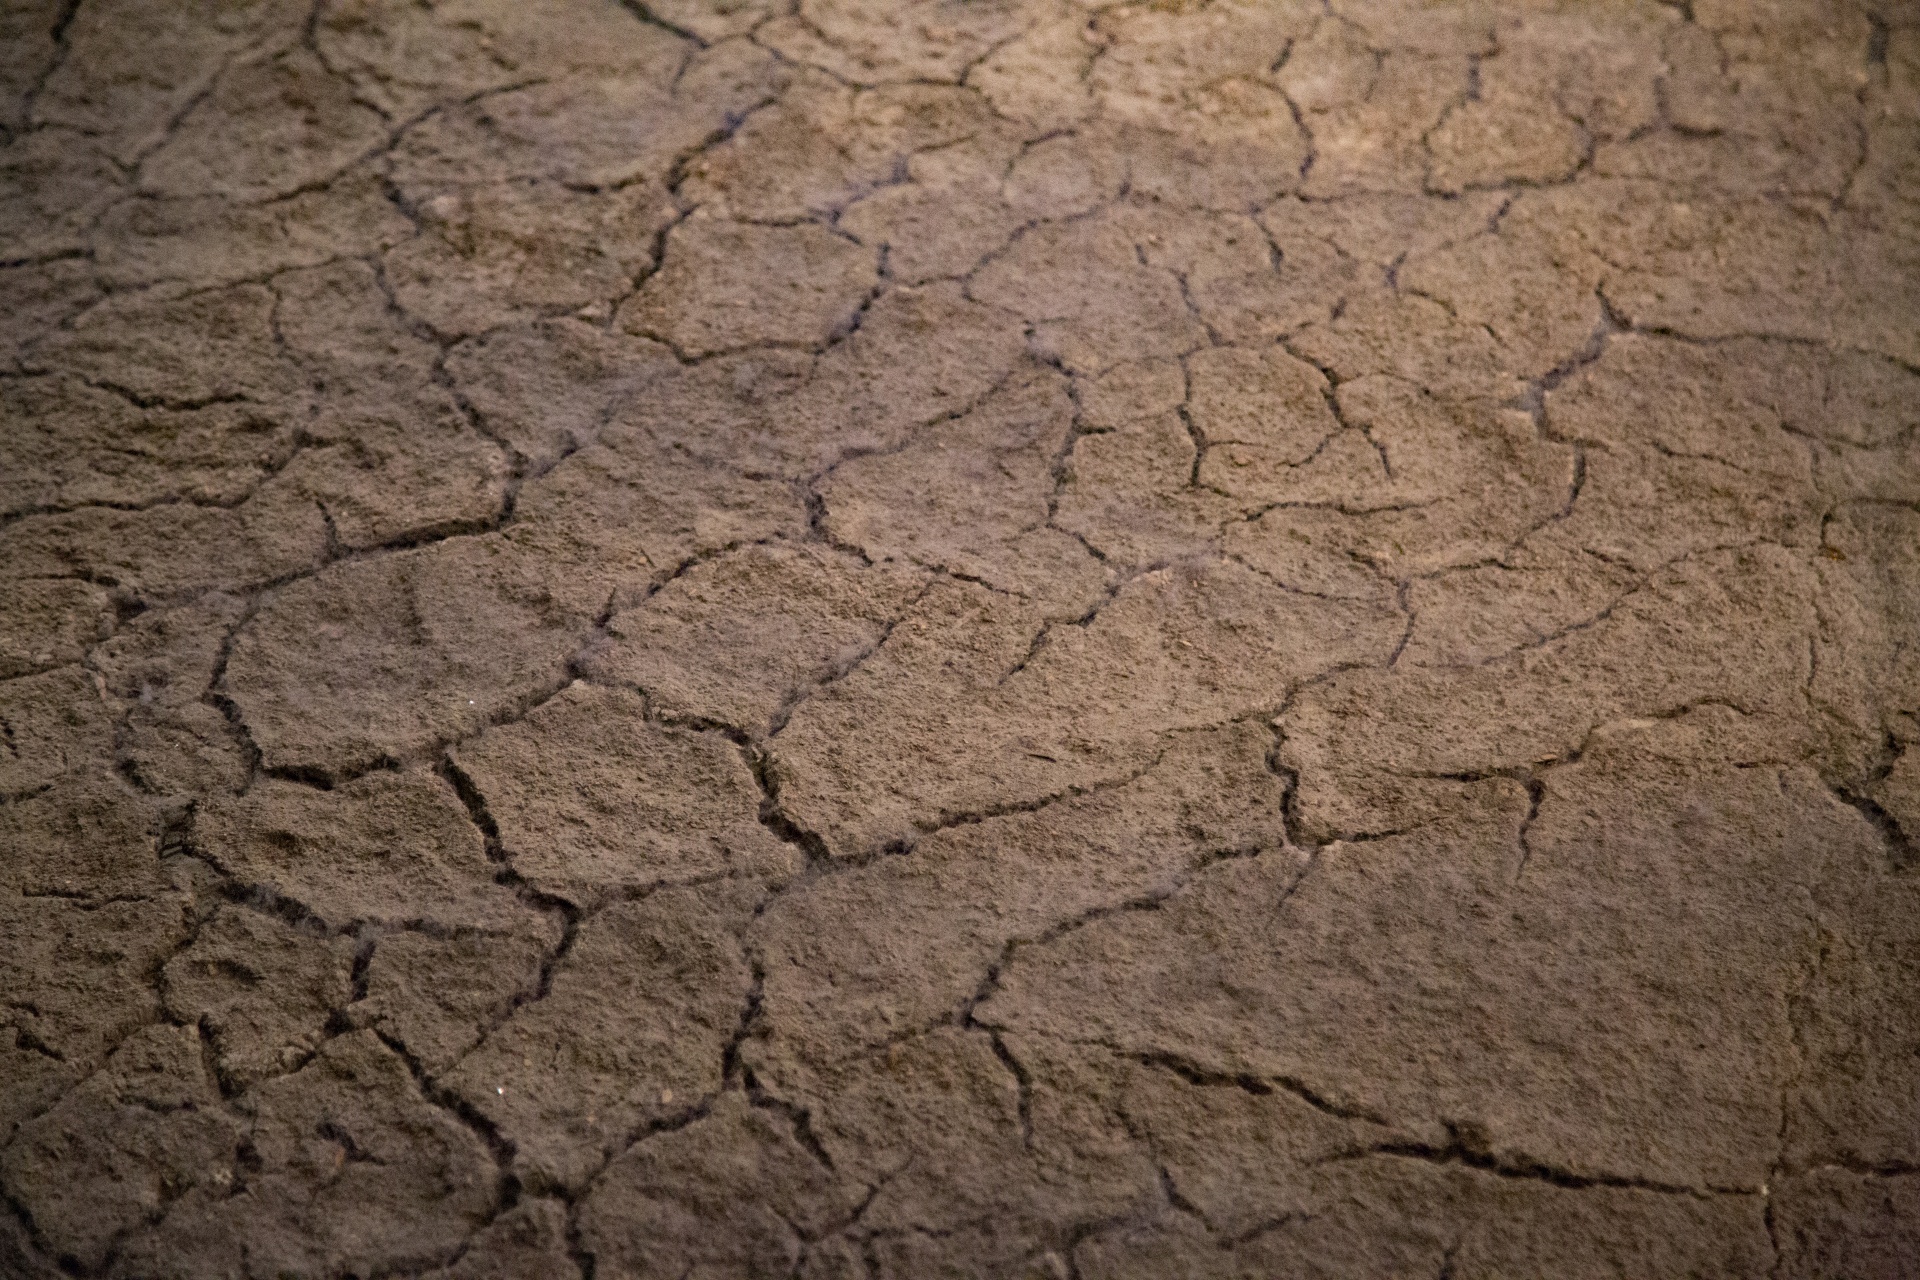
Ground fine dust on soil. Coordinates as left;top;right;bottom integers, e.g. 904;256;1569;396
1;0;1918;1277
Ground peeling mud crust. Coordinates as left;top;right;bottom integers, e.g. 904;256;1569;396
3;0;1920;1276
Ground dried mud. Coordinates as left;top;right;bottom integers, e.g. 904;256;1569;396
2;0;1918;1276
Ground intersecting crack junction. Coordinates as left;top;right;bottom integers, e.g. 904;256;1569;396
1;0;1918;1276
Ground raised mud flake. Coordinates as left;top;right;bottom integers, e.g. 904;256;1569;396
316;0;694;120
589;543;928;738
0;891;189;1094
989;713;1881;1192
581;346;810;485
750;721;1291;1080
0;126;125;262
1286;285;1532;410
621;217;880;358
1552;181;1920;367
1815;413;1920;511
674;70;870;225
0;780;189;1076
0;1215;58;1280
1402;230;1607;385
968;14;1101;134
745;280;1030;473
1;1024;239;1275
444;879;759;1194
1053;409;1242;567
0;259;99;376
0;665;113;796
93;171;413;293
1646;4;1871;202
1076;358;1189;428
1116;1057;1400;1241
836;138;1030;285
1024;554;1400;740
774;560;1399;859
1076;1208;1428;1280
1772;1167;1920;1280
420;1198;581;1280
0;0;65;135
816;365;1110;618
1090;0;1305;100
1073;1159;1770;1280
609;281;1026;479
1289;45;1469;200
1543;328;1834;464
1188;345;1341;498
1394;551;1642;669
1528;333;1829;573
0;373;293;518
0;1048;78;1181
1415;1170;1769;1280
1425;77;1586;195
1278;543;1826;841
1871;745;1920;848
643;0;776;43
969;208;1210;375
384;179;676;339
1089;1;1311;211
1816;505;1920;745
91;592;254;797
1784;843;1920;1172
445;320;679;474
769;1027;1154;1249
1002;132;1129;226
196;769;532;934
681;77;997;224
1109;88;1311;215
0;774;171;904
761;0;1038;85
1222;377;1574;583
223;534;601;779
275;408;512;551
578;1092;862;1280
353;928;552;1078
0;578;113;680
29;280;300;410
112;1030;499;1280
862;1225;1073;1280
0;484;331;606
381;31;741;195
1118;203;1315;347
162;907;356;1089
1850;26;1920;238
765;575;1052;858
1428;11;1667;201
1223;504;1407;606
506;428;809;606
32;0;308;164
1257;190;1507;295
139;46;390;203
1550;441;1824;581
451;681;794;906
269;259;513;549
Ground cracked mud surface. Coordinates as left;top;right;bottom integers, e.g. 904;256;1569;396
2;0;1918;1275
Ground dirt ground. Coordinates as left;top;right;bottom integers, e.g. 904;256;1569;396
2;0;1918;1276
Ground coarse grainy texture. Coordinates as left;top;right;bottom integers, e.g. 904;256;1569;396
1;0;1917;1276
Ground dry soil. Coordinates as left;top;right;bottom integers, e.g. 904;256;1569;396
2;0;1919;1277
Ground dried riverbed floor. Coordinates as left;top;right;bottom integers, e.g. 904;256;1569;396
3;0;1919;1276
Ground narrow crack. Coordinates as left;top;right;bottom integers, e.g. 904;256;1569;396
1343;1122;1758;1199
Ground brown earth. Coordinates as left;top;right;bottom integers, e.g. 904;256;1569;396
2;0;1919;1276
